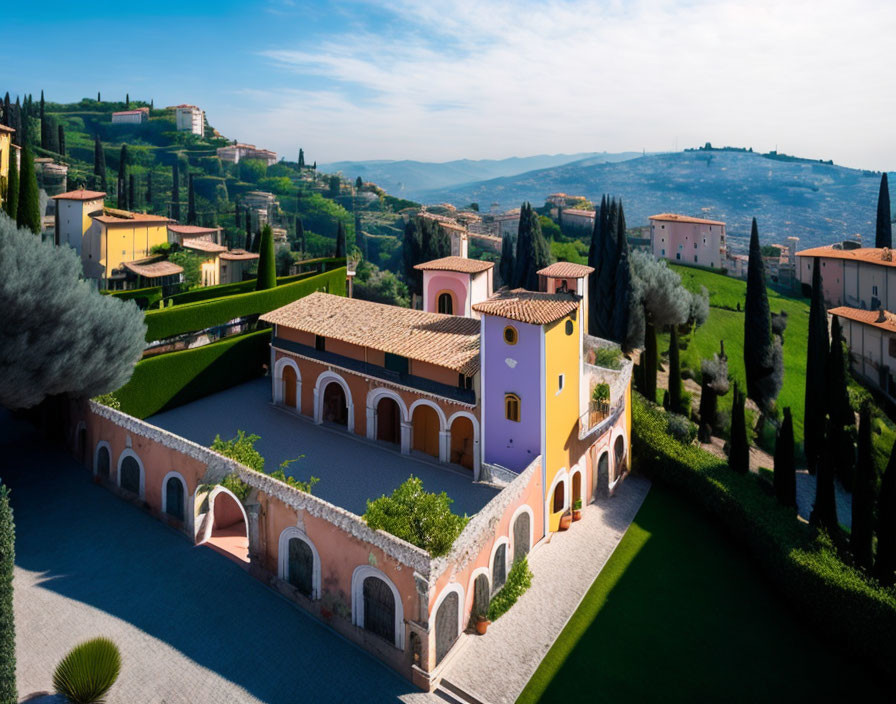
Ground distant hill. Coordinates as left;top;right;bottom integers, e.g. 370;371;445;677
419;150;890;250
318;152;642;201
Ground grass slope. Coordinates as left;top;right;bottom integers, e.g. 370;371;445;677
517;485;884;703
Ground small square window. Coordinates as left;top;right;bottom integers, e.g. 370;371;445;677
558;374;565;393
315;335;326;351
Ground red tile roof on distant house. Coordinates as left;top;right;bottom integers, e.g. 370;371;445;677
795;246;896;269
182;239;227;254
220;249;260;261
92;210;170;225
472;289;580;325
537;262;595;278
414;256;494;274
123;260;184;278
51;189;106;201
830;306;896;333
167;224;221;235
649;213;726;226
112;108;149;116
561;209;595;218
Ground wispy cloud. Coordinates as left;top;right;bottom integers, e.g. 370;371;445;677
218;0;896;168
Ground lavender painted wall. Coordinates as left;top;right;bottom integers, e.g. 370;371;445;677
482;315;542;471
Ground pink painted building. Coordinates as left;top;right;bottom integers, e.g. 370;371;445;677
415;256;494;318
796;246;896;311
649;213;727;269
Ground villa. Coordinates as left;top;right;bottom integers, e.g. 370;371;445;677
0;124;13;211
111;107;149;124
649;213;727;269
170;104;205;136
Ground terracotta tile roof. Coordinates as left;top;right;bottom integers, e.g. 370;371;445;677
649;213;726;226
472;289;580;325
182;239;227;253
123;259;184;278
51;189;106;201
414;256;494;274
261;292;481;375
561;209;595;218
537;262;595;278
167;224;221;235
92;209;171;225
795;246;896;269
0;125;14;133
220;249;260;261
112;108;149;116
830;306;896;333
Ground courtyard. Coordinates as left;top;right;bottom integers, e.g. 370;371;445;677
148;377;499;517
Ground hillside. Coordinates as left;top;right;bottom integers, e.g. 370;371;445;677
420;149;890;250
318;152;642;201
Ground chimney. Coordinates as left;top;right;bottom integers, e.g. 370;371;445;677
877;307;887;324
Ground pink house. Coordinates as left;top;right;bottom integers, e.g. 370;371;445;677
796;246;896;311
415;256;494;317
649;213;726;269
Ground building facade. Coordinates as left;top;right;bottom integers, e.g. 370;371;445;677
172;104;204;136
82;209;171;284
796;246;896;311
217;143;278;166
52;189;106;255
415;256;494;317
0;124;13;211
649;213;726;269
831;306;896;401
111;108;149;124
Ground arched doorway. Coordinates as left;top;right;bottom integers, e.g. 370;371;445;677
287;537;314;597
471;573;490;624
552;480;565;514
412;404;441;458
96;445;110;479
614;435;626;482
322;381;348;426
205;489;249;564
596;452;610;499
363;576;396;644
376;397;401;445
435;591;459;665
283;364;298;408
572;472;582;508
120;456;141;495
513;511;530;563
492;543;507;594
437;291;454;315
449;415;474;470
165;476;185;521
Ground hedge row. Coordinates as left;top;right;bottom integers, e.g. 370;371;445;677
631;393;896;677
162;270;318;307
143;266;346;342
115;329;271;418
104;286;164;310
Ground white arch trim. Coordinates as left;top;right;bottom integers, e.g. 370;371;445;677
277;526;322;600
569;463;585;506
116;448;145;499
432;582;465;637
611;428;628;474
465;567;491;616
488;536;510;591
313;370;355;433
273;356;302;407
546;467;570;513
161;471;190;521
366;387;410;442
93;440;111;477
447;410;482;477
198;485;250;544
351;565;405;650
509;504;535;559
408;398;448;431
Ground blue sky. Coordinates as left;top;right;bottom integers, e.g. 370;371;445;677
8;1;896;169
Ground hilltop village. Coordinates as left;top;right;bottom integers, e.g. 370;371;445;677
1;93;895;703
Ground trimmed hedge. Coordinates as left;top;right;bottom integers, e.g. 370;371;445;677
143;266;346;342
103;286;164;310
631;393;896;677
116;329;271;418
162;269;318;307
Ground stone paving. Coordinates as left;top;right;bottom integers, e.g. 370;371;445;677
3;410;435;704
442;476;651;704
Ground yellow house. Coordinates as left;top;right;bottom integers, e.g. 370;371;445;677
82;208;171;286
0;124;14;210
51;189;107;254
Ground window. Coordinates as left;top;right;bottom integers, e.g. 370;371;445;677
437;292;453;315
384;353;409;375
315;335;326;352
503;326;518;345
661;249;665;256
694;256;698;263
458;374;473;390
676;253;681;260
565;319;574;335
873;285;879;296
558;374;565;392
505;393;521;422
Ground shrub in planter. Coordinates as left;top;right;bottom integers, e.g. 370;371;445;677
53;637;121;704
487;558;533;621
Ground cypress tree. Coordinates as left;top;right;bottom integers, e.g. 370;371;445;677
57;123;65;158
125;93;130;109
355;176;363;190
16;146;41;235
171;163;180;221
12;98;22;147
93;134;106;191
129;174;137;211
118;144;129;209
39;90;47;149
499;234;514;287
1;93;9;127
610;203;631;345
97;91;101;102
146;170;153;207
4;147;17;219
235;203;241;228
187;173;197;225
643;320;658;402
668;324;682;413
805;257;829;474
773;407;796;507
851;403;875;570
244;209;251;250
588;196;608;335
255;224;276;290
811;419;840;534
728;383;749;474
744;218;776;414
828;315;856;488
296;216;305;254
0;484;15;704
595;198;620;337
875;439;896;585
511;203;549;291
876;172;891;249
335;220;346;258
402;218;423;301
298;148;305;169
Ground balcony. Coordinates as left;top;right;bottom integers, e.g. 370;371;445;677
271;336;476;406
579;336;633;439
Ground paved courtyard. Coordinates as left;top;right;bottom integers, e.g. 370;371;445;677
149;378;498;517
3;410;435;704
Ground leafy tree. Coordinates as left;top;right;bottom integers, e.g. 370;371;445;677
811;419;840;534
499;234;514;287
211;430;265;471
876;172;891;249
851;402;875;570
275;247;294;277
334;220;346;258
773;407;796;507
511;202;550;290
668;325;683;414
804;258;828;474
239;159;266;183
697;344;729;441
0;484;14;704
744;218;782;417
57;124;65;158
402;218;423;300
876;439;896;585
117;144;129;209
363;475;468;557
93;134;106;191
16;146;41;235
255;224;276;290
171;163;180;221
0;215;146;408
4;147;17;219
728;382;749;474
328;175;340;198
187;173;196;225
354;262;410;308
168;250;202;289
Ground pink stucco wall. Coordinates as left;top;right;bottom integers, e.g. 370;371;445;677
423;271;469;316
798;255;845;307
651;219;726;269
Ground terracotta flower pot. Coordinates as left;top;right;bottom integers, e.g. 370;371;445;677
475;617;490;635
572;508;582;522
559;511;572;531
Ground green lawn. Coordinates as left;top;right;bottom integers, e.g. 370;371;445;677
517;485;884;703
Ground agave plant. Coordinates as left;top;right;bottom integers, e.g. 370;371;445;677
53;637;121;704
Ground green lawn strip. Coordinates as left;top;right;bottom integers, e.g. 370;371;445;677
517;486;884;703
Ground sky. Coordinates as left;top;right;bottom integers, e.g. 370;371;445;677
8;0;896;170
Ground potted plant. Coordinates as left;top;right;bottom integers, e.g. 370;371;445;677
572;498;583;521
559;509;572;531
475;613;490;635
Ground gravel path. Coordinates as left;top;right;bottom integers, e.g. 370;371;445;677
442;476;651;704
